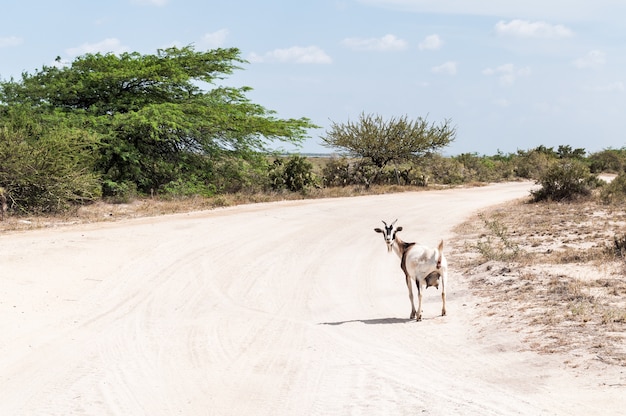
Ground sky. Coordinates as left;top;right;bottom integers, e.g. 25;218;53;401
1;0;626;156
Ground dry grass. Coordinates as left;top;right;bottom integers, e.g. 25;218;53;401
451;198;626;368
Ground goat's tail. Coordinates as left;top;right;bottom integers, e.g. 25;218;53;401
436;240;444;269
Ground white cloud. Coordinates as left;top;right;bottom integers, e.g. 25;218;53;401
248;46;332;64
199;29;229;49
483;63;531;85
65;38;130;57
341;34;408;51
574;50;606;69
431;61;457;75
0;36;23;48
495;19;573;38
418;34;443;50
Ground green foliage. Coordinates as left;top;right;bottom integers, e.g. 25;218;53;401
211;152;270;193
321;156;352;187
531;159;600;202
268;155;317;192
588;148;626;173
0;110;101;213
321;112;455;184
556;144;586;159
161;176;216;198
0;45;318;200
102;180;137;203
514;147;555;179
452;153;514;182
600;171;626;204
421;154;465;185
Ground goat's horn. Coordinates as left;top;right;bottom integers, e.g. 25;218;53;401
381;220;387;226
391;219;398;226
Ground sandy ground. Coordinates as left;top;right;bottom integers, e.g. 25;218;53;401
1;182;625;415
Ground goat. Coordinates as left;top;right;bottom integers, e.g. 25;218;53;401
374;219;447;321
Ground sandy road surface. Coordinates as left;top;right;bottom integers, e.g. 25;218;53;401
1;182;624;415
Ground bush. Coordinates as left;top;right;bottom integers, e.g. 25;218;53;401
588;148;626;173
321;156;352;187
600;171;626;204
161;176;216;198
102;180;137;203
531;159;600;202
268;155;317;192
0;122;101;213
421;154;465;185
514;149;554;180
211;153;270;194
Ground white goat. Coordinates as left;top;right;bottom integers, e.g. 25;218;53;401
374;219;447;321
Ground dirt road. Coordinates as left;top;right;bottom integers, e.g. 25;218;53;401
1;182;624;415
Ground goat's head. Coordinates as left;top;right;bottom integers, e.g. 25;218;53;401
374;219;402;252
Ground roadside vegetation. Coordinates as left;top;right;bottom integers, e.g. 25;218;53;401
3;44;624;220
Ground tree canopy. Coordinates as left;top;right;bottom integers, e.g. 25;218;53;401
321;112;455;170
0;45;317;199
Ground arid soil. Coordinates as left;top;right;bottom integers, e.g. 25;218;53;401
450;197;626;369
1;182;625;415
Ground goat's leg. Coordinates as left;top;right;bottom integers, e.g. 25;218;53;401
441;292;447;316
405;275;417;320
415;279;423;321
441;272;447;316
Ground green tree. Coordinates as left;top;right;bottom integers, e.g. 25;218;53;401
321;113;455;184
556;144;586;159
0;45;317;195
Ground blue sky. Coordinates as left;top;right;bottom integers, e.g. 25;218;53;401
1;0;626;156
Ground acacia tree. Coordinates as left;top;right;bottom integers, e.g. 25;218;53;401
321;113;455;184
0;45;317;196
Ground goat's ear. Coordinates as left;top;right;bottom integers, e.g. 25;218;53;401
374;228;383;233
395;226;403;232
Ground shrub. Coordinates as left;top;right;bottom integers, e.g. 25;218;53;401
600;171;626;204
420;154;465;185
588;148;626;173
102;180;137;203
321;156;352;187
212;153;269;194
474;213;522;261
531;159;600;202
0;122;102;213
161;176;216;198
268;155;317;192
283;155;317;192
514;149;553;180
